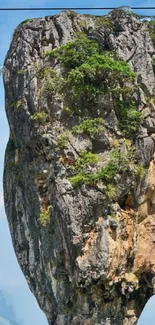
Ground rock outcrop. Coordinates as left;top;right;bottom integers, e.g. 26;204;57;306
3;8;155;325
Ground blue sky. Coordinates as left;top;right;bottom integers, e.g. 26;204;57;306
0;0;155;324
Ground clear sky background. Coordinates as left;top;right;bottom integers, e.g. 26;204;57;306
0;0;155;324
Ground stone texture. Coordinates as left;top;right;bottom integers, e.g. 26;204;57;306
3;8;155;325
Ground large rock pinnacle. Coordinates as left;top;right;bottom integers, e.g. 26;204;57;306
3;9;155;324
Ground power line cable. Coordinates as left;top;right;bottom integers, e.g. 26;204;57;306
0;7;155;11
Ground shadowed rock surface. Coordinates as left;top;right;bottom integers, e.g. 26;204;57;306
3;9;155;325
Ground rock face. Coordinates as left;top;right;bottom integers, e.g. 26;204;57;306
3;9;155;325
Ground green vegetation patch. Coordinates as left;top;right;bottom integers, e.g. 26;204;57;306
67;52;136;96
18;19;31;28
45;34;141;134
73;150;100;170
65;44;136;112
105;184;116;200
69;148;133;191
117;99;143;135
45;33;99;69
39;205;52;227
17;69;27;75
148;19;155;46
72;118;105;136
31;111;48;124
134;164;145;181
95;16;114;29
57;133;70;149
36;67;65;101
16;99;22;111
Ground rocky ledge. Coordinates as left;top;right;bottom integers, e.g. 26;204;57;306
3;8;155;325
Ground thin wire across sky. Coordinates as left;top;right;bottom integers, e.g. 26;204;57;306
0;7;155;11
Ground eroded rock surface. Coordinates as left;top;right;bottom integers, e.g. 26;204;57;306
3;9;155;325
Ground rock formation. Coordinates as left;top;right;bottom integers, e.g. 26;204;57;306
3;8;155;324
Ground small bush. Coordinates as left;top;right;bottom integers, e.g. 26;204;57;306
44;34;138;120
96;16;114;29
117;100;143;134
68;11;77;19
69;173;85;187
113;139;119;148
63;106;72;116
57;133;69;149
74;150;100;171
45;33;99;69
18;19;31;28
16;100;22;111
68;150;100;187
69;149;119;187
148;19;155;46
152;57;155;74
39;205;52;227
17;69;27;75
97;162;118;183
152;57;155;67
66;51;136;111
72;118;105;136
36;67;65;100
68;148;134;200
31;111;48;124
105;184;116;199
134;164;145;181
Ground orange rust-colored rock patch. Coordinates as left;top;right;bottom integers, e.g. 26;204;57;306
134;215;155;275
106;209;136;279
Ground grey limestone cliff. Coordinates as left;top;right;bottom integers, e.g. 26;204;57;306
3;9;155;325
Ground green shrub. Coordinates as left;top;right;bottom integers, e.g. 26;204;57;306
66;51;136;111
17;69;27;75
105;184;116;199
74;150;100;171
69;172;100;188
63;106;72;116
45;33;99;69
68;11;77;19
97;160;118;183
37;67;55;78
37;67;65;100
78;53;136;81
117;100;143;134
69;149;118;187
72;118;105;136
68;150;100;187
152;57;155;74
39;205;52;227
57;133;69;149
31;111;48;124
45;34;138;119
67;67;101;108
18;19;31;28
69;173;85;187
152;57;155;67
68;148;134;198
148;19;155;46
44;34;141;136
8;101;15;108
96;16;114;29
134;164;145;181
16;100;22;111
